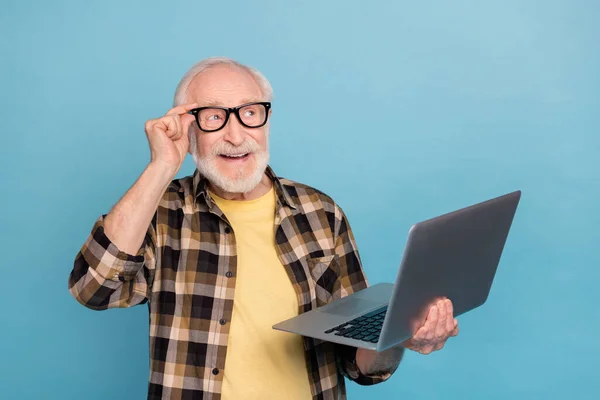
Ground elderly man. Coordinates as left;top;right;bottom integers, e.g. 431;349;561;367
68;57;458;400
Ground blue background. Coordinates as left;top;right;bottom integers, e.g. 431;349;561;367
1;0;598;398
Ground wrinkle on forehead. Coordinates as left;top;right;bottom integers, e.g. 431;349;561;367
201;98;264;107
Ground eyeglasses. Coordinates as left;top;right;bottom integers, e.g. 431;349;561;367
188;101;272;132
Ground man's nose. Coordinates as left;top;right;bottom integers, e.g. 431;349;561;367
222;115;246;146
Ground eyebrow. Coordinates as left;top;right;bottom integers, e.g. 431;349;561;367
200;98;263;107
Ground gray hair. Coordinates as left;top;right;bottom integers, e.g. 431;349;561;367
173;57;274;106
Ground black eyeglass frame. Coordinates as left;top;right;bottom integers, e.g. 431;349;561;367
188;101;272;132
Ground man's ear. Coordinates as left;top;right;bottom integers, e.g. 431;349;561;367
187;126;196;155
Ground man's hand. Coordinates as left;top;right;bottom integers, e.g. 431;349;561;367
144;103;198;175
101;103;198;255
402;298;459;354
355;298;459;376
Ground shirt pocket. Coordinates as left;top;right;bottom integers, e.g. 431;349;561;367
307;254;340;306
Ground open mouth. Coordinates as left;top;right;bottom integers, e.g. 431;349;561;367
219;153;250;161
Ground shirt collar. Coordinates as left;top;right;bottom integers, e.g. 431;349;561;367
192;166;297;210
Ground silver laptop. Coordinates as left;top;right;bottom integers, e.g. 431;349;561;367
273;191;521;352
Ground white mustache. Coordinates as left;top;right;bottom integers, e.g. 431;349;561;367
211;139;260;157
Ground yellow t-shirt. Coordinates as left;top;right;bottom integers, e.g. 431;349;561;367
211;187;312;400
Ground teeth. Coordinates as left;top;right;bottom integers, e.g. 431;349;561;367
223;153;248;158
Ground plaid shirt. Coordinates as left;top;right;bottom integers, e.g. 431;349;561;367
68;166;391;399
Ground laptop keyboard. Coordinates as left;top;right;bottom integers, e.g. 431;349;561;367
324;306;387;343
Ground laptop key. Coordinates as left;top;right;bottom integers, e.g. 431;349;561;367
363;334;379;342
337;326;358;335
325;307;388;336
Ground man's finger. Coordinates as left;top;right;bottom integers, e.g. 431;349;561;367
445;300;455;333
181;113;196;133
171;115;184;141
435;301;448;339
156;117;177;137
424;305;438;341
166;102;199;116
450;323;459;337
409;328;426;345
407;302;440;346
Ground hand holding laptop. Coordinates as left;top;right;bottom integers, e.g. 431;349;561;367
402;298;459;354
355;297;459;375
273;191;520;355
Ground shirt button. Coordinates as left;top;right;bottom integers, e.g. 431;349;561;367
219;319;227;325
224;226;232;234
212;368;219;375
225;271;233;278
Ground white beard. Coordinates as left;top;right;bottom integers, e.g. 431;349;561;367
189;131;270;194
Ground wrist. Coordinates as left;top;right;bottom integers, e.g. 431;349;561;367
356;346;404;376
146;161;180;185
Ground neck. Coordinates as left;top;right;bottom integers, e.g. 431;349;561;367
208;173;272;201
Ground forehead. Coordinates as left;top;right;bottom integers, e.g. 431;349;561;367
186;65;264;107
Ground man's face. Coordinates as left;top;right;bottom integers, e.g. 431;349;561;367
186;65;270;193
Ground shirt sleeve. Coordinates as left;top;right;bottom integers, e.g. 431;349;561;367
332;206;394;385
68;214;157;310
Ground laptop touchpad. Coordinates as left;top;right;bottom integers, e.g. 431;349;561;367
319;298;383;318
